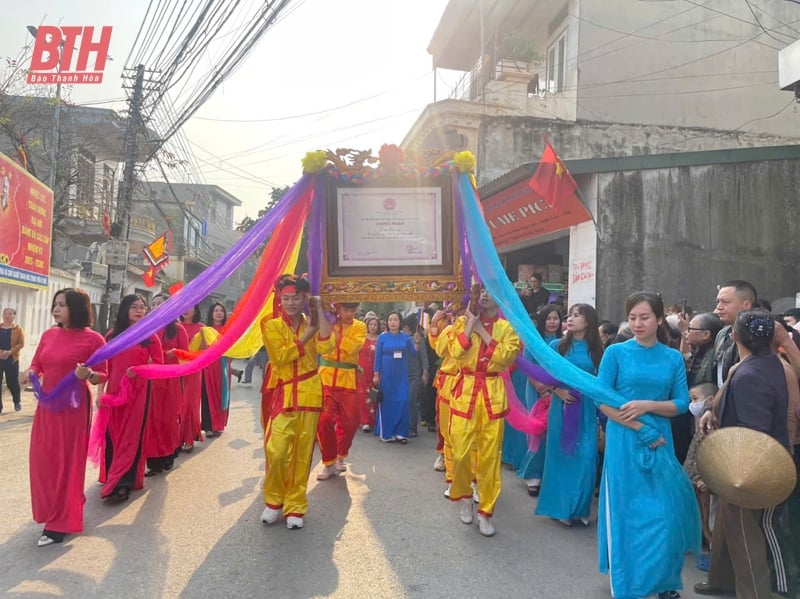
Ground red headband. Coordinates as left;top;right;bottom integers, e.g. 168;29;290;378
279;285;299;296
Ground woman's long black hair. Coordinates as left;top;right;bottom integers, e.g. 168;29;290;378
556;303;604;368
153;292;178;339
624;292;671;345
206;302;227;327
534;304;563;340
108;293;151;346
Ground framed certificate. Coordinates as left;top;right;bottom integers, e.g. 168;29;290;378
326;176;454;276
322;174;462;303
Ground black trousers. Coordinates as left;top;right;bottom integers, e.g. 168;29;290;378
0;358;21;411
419;373;437;425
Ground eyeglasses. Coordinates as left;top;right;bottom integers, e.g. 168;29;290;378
686;327;707;332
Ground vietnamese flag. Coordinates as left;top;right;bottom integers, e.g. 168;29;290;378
528;137;577;208
142;267;156;287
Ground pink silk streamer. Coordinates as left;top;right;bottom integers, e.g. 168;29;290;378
87;376;138;466
131;188;311;380
502;370;550;451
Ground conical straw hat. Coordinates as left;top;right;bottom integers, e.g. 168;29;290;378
697;427;797;509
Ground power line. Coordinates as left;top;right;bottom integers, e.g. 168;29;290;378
564;79;777;100
191;71;430;123
216;107;423;168
744;0;795;43
126;0;295;157
655;97;796;149
684;0;796;41
749;0;800;35
572;0;717;64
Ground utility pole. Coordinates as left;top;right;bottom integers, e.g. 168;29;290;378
118;63;146;243
100;63;146;325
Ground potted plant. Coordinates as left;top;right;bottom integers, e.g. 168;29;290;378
496;31;542;80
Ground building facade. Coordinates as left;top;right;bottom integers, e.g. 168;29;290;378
403;0;800;317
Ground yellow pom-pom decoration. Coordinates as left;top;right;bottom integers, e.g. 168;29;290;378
453;151;476;173
302;150;328;174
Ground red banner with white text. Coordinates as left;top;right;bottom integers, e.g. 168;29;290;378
0;153;53;289
482;179;591;251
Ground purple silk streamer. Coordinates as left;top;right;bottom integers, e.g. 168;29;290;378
453;178;473;289
308;175;325;295
29;371;83;412
33;174;314;411
453;176;479;286
514;355;583;456
307;174;336;323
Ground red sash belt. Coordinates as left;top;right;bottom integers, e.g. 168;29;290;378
275;368;319;412
451;368;502;419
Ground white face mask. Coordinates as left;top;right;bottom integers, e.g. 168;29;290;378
688;402;706;418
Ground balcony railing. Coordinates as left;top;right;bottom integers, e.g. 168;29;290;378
448;57;541;102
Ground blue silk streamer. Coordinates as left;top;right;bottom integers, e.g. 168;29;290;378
456;174;665;436
221;359;230;411
457;174;700;558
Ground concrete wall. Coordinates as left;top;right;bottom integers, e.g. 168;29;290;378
477;116;800;185
0;269;105;369
595;159;800;322
577;0;799;137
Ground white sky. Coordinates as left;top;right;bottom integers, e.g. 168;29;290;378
0;0;453;222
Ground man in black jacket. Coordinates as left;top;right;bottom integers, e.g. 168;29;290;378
520;273;550;316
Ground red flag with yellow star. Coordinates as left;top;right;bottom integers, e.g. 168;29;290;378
528;137;577;209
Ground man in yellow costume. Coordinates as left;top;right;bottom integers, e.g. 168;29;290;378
260;275;333;530
447;287;520;537
316;302;367;480
429;307;473;499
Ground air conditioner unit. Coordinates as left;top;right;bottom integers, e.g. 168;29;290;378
81;261;109;278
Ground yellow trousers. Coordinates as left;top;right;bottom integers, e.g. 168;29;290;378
448;400;503;517
263;410;320;517
439;399;477;483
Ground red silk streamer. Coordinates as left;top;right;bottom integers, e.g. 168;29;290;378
132;187;312;379
216;200;307;339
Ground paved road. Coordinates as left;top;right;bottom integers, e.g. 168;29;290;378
0;363;706;598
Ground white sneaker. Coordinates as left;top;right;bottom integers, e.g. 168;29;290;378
477;514;495;537
361;424;371;432
443;484;451;499
260;506;280;525
316;464;336;480
459;498;473;524
471;481;480;504
286;516;303;529
335;458;347;473
433;454;445;472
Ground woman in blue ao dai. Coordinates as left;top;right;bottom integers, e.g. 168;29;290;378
516;305;563;495
595;293;699;599
373;311;418;443
536;303;603;526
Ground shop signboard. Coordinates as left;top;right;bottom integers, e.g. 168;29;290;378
482;179;592;251
0;152;53;289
